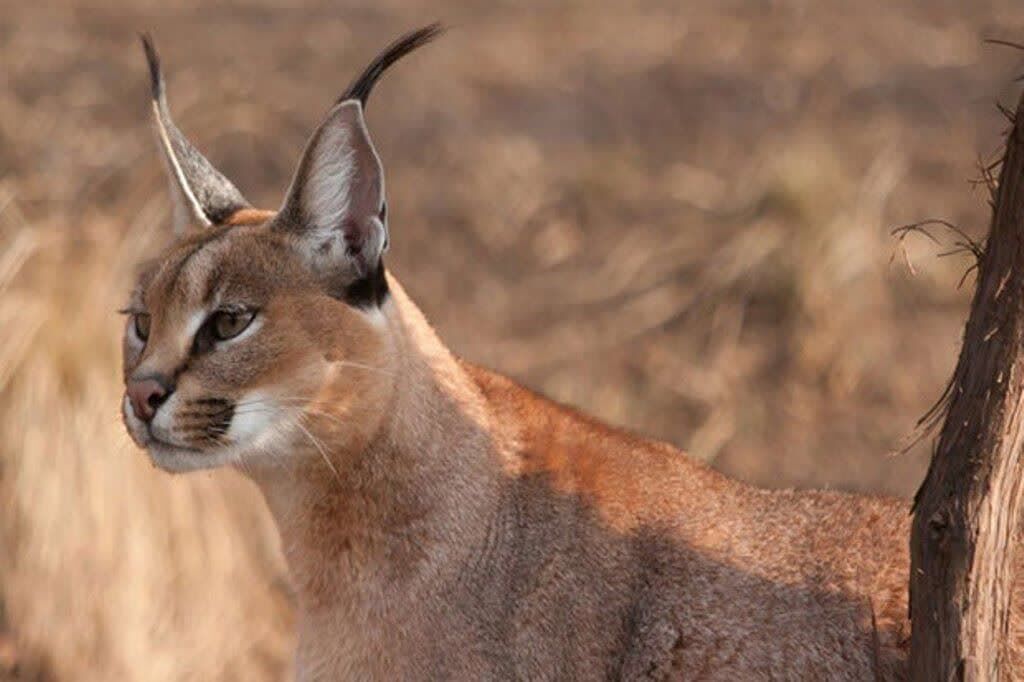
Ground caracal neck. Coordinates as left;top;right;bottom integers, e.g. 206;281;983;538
245;272;506;617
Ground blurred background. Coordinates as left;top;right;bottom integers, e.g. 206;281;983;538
2;0;1023;679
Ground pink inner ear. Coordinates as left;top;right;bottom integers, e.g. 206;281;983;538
273;100;388;281
343;219;366;250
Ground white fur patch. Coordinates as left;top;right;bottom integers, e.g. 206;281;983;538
228;390;275;444
362;305;388;328
149;391;184;445
184;308;208;340
303;130;356;240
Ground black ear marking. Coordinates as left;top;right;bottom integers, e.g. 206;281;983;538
336;261;390;309
140;33;165;101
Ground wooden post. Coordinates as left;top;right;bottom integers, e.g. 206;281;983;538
910;91;1024;680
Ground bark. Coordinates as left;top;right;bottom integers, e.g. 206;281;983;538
910;91;1024;680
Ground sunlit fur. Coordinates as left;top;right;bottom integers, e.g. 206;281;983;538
121;220;393;476
121;28;1024;682
125;227;925;679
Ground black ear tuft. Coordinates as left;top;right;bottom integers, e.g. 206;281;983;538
139;33;165;102
339;23;444;108
271;25;443;308
140;33;252;232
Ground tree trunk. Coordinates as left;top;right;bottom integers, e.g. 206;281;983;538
910;91;1024;680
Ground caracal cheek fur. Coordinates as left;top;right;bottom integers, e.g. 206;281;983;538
121;24;1024;680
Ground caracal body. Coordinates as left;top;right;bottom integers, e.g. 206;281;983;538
121;26;1024;680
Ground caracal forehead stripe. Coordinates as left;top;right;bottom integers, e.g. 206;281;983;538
148;227;234;308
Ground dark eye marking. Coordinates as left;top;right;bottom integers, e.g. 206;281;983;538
191;307;258;355
133;313;151;341
117;307;151;343
211;309;256;341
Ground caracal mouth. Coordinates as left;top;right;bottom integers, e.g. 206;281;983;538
145;439;238;473
123;394;238;472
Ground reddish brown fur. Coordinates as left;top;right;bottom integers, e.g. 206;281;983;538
224;208;277;226
124;32;1023;676
464;360;914;678
121;212;1024;679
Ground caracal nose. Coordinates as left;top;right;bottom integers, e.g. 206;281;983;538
127;377;172;422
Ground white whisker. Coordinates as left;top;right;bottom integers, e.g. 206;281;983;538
294;416;342;487
333;359;394;377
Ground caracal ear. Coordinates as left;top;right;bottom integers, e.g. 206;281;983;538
273;100;387;288
271;24;442;305
140;34;251;234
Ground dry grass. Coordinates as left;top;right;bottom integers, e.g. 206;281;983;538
0;188;294;681
3;0;1024;679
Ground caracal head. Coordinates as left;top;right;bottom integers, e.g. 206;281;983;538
121;26;440;473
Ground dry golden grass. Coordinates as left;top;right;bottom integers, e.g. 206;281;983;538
3;1;1024;678
0;206;294;680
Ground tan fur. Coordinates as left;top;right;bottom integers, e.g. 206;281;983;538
122;228;1014;678
264;275;917;680
122;31;1024;679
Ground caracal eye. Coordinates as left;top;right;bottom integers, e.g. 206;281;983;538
133;313;151;341
211;310;256;341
